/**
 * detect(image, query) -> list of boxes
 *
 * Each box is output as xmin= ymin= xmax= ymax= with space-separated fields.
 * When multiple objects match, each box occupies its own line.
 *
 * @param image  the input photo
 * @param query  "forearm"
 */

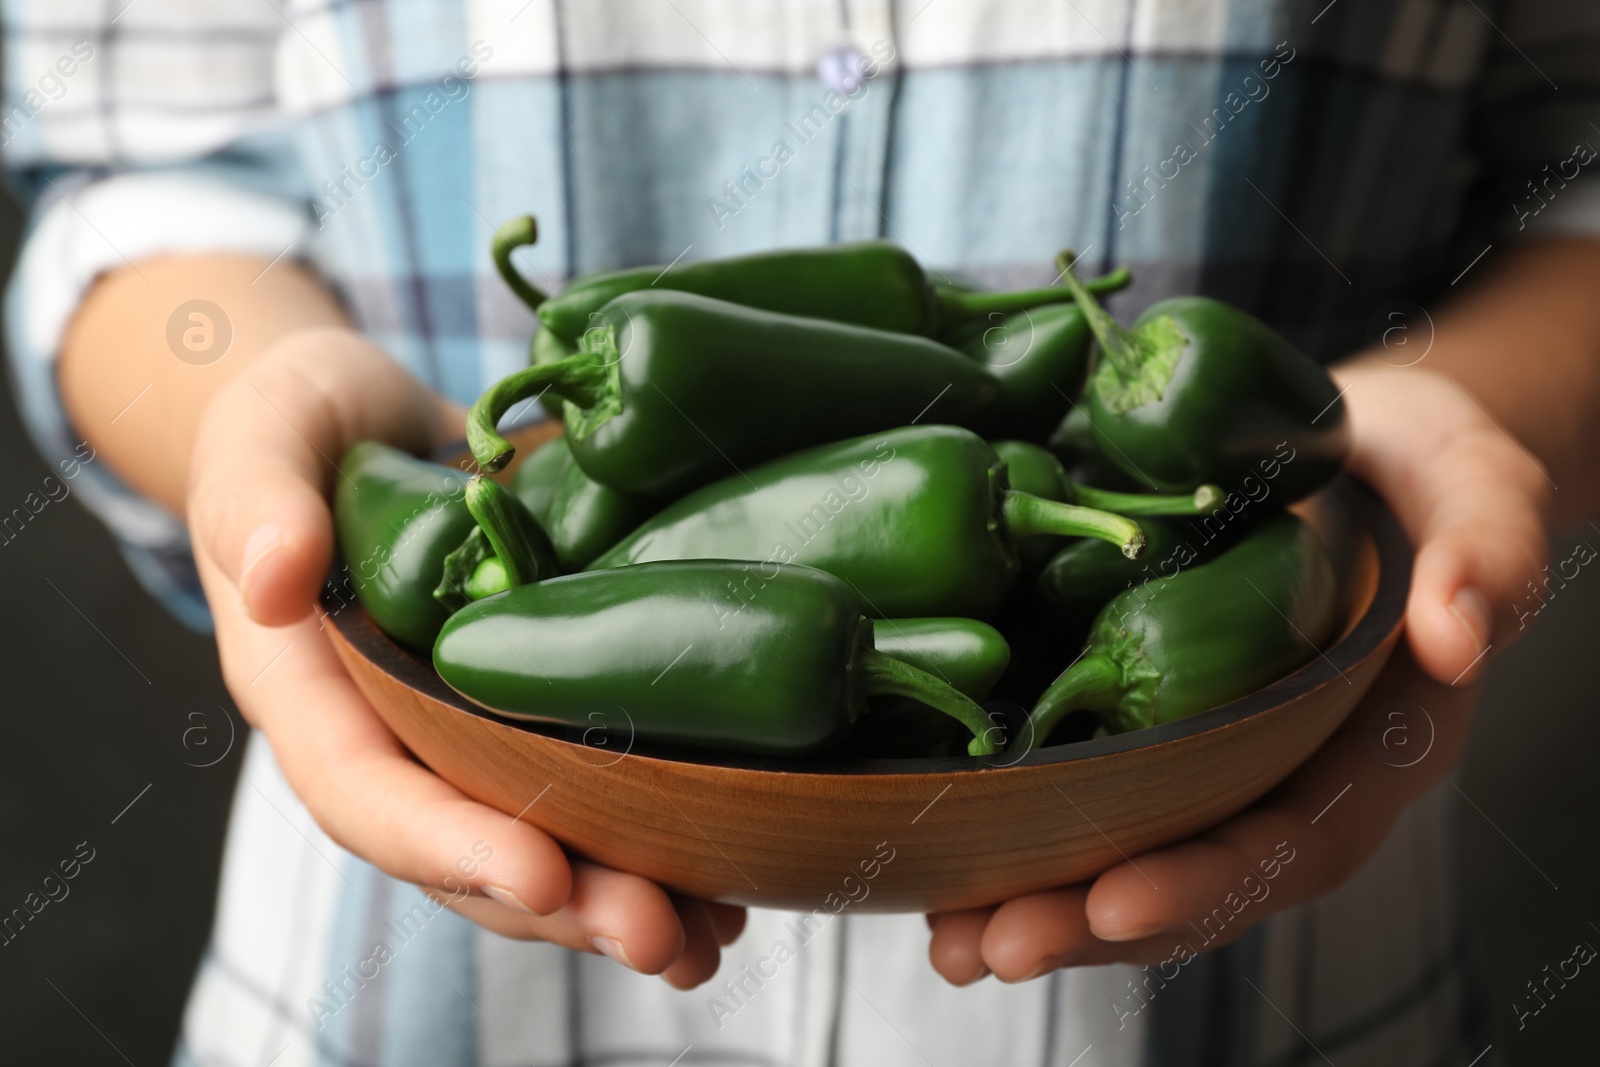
xmin=1338 ymin=237 xmax=1600 ymax=523
xmin=58 ymin=254 xmax=398 ymax=514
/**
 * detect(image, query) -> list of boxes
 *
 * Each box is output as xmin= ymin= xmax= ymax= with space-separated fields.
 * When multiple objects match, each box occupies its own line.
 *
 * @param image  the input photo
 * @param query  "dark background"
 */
xmin=0 ymin=197 xmax=1597 ymax=1066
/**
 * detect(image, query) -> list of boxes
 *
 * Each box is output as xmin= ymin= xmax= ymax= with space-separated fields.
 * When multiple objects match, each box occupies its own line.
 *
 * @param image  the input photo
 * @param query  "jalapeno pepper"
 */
xmin=989 ymin=439 xmax=1220 ymax=517
xmin=509 ymin=433 xmax=574 ymax=519
xmin=1047 ymin=405 xmax=1142 ymax=491
xmin=587 ymin=426 xmax=1146 ymax=619
xmin=466 ymin=290 xmax=1001 ymax=495
xmin=491 ymin=215 xmax=1130 ymax=342
xmin=955 ymin=304 xmax=1091 ymax=441
xmin=432 ymin=560 xmax=1003 ymax=756
xmin=333 ymin=442 xmax=477 ymax=651
xmin=1058 ymin=261 xmax=1349 ymax=502
xmin=1034 ymin=515 xmax=1248 ymax=627
xmin=1023 ymin=512 xmax=1338 ymax=745
xmin=990 ymin=438 xmax=1222 ymax=576
xmin=870 ymin=617 xmax=1011 ymax=701
xmin=331 ymin=441 xmax=556 ymax=652
xmin=511 ymin=436 xmax=657 ymax=569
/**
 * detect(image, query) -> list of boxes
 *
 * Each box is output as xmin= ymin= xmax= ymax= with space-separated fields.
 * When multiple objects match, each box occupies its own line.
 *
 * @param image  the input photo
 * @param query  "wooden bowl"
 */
xmin=326 ymin=426 xmax=1409 ymax=913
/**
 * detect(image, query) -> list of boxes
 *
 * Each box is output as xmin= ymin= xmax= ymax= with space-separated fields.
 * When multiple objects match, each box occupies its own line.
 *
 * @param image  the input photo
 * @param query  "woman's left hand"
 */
xmin=926 ymin=360 xmax=1551 ymax=984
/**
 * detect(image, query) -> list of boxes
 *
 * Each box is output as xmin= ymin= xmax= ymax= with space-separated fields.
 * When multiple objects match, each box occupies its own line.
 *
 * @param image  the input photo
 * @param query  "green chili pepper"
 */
xmin=331 ymin=442 xmax=477 ymax=651
xmin=990 ymin=438 xmax=1222 ymax=576
xmin=491 ymin=216 xmax=1130 ymax=342
xmin=944 ymin=253 xmax=1126 ymax=441
xmin=1023 ymin=513 xmax=1338 ymax=746
xmin=466 ymin=290 xmax=1002 ymax=494
xmin=1058 ymin=260 xmax=1349 ymax=502
xmin=509 ymin=434 xmax=575 ymax=519
xmin=432 ymin=560 xmax=1003 ymax=756
xmin=332 ymin=443 xmax=558 ymax=643
xmin=1034 ymin=516 xmax=1246 ymax=627
xmin=990 ymin=439 xmax=1222 ymax=516
xmin=509 ymin=436 xmax=657 ymax=570
xmin=587 ymin=426 xmax=1146 ymax=619
xmin=1046 ymin=405 xmax=1143 ymax=491
xmin=871 ymin=617 xmax=1011 ymax=701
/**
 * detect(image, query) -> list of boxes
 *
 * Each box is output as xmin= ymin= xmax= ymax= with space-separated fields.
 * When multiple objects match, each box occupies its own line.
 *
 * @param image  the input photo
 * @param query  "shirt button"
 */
xmin=816 ymin=45 xmax=868 ymax=94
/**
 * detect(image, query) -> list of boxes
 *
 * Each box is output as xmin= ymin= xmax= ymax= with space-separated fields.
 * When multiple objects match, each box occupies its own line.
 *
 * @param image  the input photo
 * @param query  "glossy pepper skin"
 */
xmin=589 ymin=426 xmax=1147 ymax=619
xmin=333 ymin=442 xmax=477 ymax=652
xmin=951 ymin=303 xmax=1093 ymax=441
xmin=509 ymin=433 xmax=574 ymax=519
xmin=466 ymin=290 xmax=1001 ymax=496
xmin=1034 ymin=516 xmax=1246 ymax=627
xmin=1059 ymin=263 xmax=1349 ymax=502
xmin=489 ymin=215 xmax=1132 ymax=342
xmin=433 ymin=561 xmax=1002 ymax=756
xmin=870 ymin=617 xmax=1011 ymax=701
xmin=1024 ymin=512 xmax=1338 ymax=745
xmin=510 ymin=436 xmax=657 ymax=569
xmin=1047 ymin=405 xmax=1142 ymax=491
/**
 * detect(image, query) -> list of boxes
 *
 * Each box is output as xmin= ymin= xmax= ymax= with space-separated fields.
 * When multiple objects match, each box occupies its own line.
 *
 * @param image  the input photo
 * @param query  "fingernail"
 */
xmin=591 ymin=936 xmax=636 ymax=970
xmin=1096 ymin=921 xmax=1165 ymax=943
xmin=1005 ymin=955 xmax=1066 ymax=983
xmin=482 ymin=884 xmax=539 ymax=916
xmin=1447 ymin=587 xmax=1491 ymax=672
xmin=951 ymin=962 xmax=991 ymax=987
xmin=240 ymin=524 xmax=283 ymax=589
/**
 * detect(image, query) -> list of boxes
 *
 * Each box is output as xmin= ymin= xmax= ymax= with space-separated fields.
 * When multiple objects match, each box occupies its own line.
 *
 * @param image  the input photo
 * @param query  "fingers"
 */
xmin=200 ymin=549 xmax=573 ymax=915
xmin=934 ymin=649 xmax=1475 ymax=984
xmin=1084 ymin=647 xmax=1474 ymax=947
xmin=704 ymin=901 xmax=749 ymax=947
xmin=1335 ymin=364 xmax=1550 ymax=685
xmin=662 ymin=897 xmax=724 ymax=990
xmin=188 ymin=327 xmax=445 ymax=626
xmin=445 ymin=861 xmax=689 ymax=977
xmin=927 ymin=907 xmax=995 ymax=985
xmin=1402 ymin=431 xmax=1547 ymax=683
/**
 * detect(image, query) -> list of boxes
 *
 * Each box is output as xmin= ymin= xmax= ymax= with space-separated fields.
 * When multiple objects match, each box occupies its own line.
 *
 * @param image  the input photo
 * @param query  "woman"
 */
xmin=5 ymin=1 xmax=1591 ymax=1063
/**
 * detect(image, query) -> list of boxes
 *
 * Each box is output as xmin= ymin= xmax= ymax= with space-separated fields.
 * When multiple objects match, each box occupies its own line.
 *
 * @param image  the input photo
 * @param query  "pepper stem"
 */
xmin=1053 ymin=250 xmax=1153 ymax=381
xmin=435 ymin=526 xmax=495 ymax=609
xmin=491 ymin=215 xmax=548 ymax=311
xmin=1023 ymin=652 xmax=1127 ymax=752
xmin=467 ymin=355 xmax=611 ymax=472
xmin=1070 ymin=482 xmax=1224 ymax=516
xmin=1001 ymin=491 xmax=1146 ymax=559
xmin=858 ymin=648 xmax=1003 ymax=757
xmin=933 ymin=263 xmax=1132 ymax=328
xmin=463 ymin=475 xmax=558 ymax=589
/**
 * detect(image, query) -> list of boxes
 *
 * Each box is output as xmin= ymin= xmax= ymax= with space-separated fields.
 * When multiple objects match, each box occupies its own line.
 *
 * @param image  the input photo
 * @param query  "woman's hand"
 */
xmin=925 ymin=360 xmax=1551 ymax=984
xmin=187 ymin=327 xmax=744 ymax=988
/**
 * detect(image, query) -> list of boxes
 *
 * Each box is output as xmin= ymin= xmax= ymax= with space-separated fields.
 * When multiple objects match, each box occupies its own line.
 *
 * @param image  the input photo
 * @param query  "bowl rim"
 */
xmin=327 ymin=473 xmax=1410 ymax=778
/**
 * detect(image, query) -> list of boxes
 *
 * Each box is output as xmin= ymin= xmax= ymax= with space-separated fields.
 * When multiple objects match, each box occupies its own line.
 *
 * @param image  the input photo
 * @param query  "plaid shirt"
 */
xmin=6 ymin=0 xmax=1594 ymax=1064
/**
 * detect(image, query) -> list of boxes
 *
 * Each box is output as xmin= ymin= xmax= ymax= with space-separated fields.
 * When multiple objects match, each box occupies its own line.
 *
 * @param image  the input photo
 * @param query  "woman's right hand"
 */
xmin=186 ymin=327 xmax=743 ymax=987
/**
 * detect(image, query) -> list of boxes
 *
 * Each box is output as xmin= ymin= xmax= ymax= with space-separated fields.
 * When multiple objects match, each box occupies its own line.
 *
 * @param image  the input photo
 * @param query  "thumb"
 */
xmin=1336 ymin=364 xmax=1551 ymax=686
xmin=187 ymin=327 xmax=444 ymax=626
